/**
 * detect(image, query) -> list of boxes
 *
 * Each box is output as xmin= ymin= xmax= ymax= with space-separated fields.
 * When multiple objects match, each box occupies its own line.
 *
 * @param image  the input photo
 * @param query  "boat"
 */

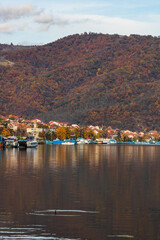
xmin=52 ymin=139 xmax=76 ymax=145
xmin=45 ymin=140 xmax=53 ymax=144
xmin=88 ymin=139 xmax=96 ymax=144
xmin=102 ymin=139 xmax=117 ymax=144
xmin=76 ymin=138 xmax=89 ymax=144
xmin=0 ymin=135 xmax=5 ymax=148
xmin=52 ymin=139 xmax=63 ymax=144
xmin=19 ymin=136 xmax=38 ymax=148
xmin=96 ymin=138 xmax=103 ymax=144
xmin=102 ymin=139 xmax=110 ymax=144
xmin=36 ymin=137 xmax=45 ymax=144
xmin=134 ymin=141 xmax=156 ymax=145
xmin=61 ymin=142 xmax=75 ymax=145
xmin=5 ymin=136 xmax=18 ymax=148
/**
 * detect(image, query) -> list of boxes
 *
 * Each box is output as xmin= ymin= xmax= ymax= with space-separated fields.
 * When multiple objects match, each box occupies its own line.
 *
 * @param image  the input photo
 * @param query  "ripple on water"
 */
xmin=0 ymin=225 xmax=81 ymax=240
xmin=27 ymin=209 xmax=99 ymax=217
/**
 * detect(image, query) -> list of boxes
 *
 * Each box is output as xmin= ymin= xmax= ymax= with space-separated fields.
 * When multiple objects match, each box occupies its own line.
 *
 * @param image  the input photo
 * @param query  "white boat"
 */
xmin=5 ymin=136 xmax=18 ymax=148
xmin=135 ymin=141 xmax=156 ymax=145
xmin=61 ymin=142 xmax=75 ymax=145
xmin=102 ymin=139 xmax=110 ymax=144
xmin=76 ymin=138 xmax=89 ymax=144
xmin=19 ymin=136 xmax=38 ymax=148
xmin=102 ymin=139 xmax=117 ymax=144
xmin=96 ymin=138 xmax=103 ymax=144
xmin=26 ymin=136 xmax=38 ymax=147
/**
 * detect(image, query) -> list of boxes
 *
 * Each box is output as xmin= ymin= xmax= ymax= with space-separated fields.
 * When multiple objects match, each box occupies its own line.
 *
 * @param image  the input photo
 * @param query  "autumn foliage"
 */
xmin=0 ymin=33 xmax=160 ymax=130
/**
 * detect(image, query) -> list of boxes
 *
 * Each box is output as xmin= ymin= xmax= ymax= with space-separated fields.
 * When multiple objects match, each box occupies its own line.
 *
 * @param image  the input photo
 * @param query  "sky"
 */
xmin=1 ymin=0 xmax=160 ymax=45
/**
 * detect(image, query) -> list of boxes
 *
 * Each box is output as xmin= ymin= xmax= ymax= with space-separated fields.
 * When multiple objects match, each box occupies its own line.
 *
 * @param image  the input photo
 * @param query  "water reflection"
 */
xmin=1 ymin=145 xmax=159 ymax=170
xmin=0 ymin=145 xmax=160 ymax=239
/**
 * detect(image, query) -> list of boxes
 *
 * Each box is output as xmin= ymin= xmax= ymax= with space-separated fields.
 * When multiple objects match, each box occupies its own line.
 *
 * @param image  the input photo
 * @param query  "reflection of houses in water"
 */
xmin=2 ymin=148 xmax=39 ymax=171
xmin=4 ymin=148 xmax=19 ymax=170
xmin=51 ymin=145 xmax=120 ymax=168
xmin=26 ymin=148 xmax=38 ymax=167
xmin=1 ymin=145 xmax=158 ymax=174
xmin=119 ymin=145 xmax=156 ymax=163
xmin=54 ymin=145 xmax=77 ymax=168
xmin=31 ymin=146 xmax=46 ymax=169
xmin=0 ymin=149 xmax=2 ymax=161
xmin=29 ymin=144 xmax=78 ymax=169
xmin=0 ymin=149 xmax=2 ymax=162
xmin=86 ymin=145 xmax=118 ymax=167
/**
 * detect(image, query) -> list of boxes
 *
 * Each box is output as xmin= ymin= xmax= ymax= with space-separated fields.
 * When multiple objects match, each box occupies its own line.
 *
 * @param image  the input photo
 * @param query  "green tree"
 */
xmin=51 ymin=131 xmax=57 ymax=140
xmin=45 ymin=130 xmax=52 ymax=140
xmin=116 ymin=131 xmax=122 ymax=142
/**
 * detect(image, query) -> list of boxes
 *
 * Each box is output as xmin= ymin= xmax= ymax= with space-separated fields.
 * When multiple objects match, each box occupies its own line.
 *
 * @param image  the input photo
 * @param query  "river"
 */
xmin=0 ymin=144 xmax=160 ymax=240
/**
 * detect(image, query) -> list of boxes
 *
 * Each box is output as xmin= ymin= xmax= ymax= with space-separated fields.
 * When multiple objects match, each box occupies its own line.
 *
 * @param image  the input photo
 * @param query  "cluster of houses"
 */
xmin=0 ymin=114 xmax=159 ymax=142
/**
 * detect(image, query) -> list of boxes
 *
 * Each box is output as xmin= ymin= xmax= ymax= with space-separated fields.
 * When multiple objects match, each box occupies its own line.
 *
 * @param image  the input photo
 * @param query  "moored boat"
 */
xmin=52 ymin=139 xmax=63 ymax=144
xmin=36 ymin=137 xmax=45 ymax=144
xmin=96 ymin=138 xmax=103 ymax=144
xmin=0 ymin=135 xmax=5 ymax=148
xmin=134 ymin=141 xmax=157 ymax=145
xmin=52 ymin=139 xmax=76 ymax=144
xmin=76 ymin=138 xmax=89 ymax=144
xmin=102 ymin=138 xmax=117 ymax=144
xmin=45 ymin=140 xmax=53 ymax=144
xmin=5 ymin=136 xmax=18 ymax=148
xmin=19 ymin=136 xmax=38 ymax=148
xmin=61 ymin=142 xmax=75 ymax=145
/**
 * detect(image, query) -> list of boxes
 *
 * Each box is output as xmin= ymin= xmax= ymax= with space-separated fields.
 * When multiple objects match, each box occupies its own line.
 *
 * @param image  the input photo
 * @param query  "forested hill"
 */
xmin=0 ymin=33 xmax=160 ymax=131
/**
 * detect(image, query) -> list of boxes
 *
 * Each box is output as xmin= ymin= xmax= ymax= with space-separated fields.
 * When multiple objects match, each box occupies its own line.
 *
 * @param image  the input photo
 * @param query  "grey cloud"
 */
xmin=35 ymin=14 xmax=69 ymax=31
xmin=35 ymin=14 xmax=69 ymax=25
xmin=35 ymin=14 xmax=54 ymax=24
xmin=0 ymin=4 xmax=40 ymax=21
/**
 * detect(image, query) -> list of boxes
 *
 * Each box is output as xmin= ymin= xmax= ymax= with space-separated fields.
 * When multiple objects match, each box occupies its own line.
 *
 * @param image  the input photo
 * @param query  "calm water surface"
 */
xmin=0 ymin=144 xmax=160 ymax=240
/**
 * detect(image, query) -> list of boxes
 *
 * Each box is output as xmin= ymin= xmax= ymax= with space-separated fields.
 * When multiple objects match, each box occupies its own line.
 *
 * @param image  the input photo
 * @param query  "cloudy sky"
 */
xmin=0 ymin=0 xmax=160 ymax=45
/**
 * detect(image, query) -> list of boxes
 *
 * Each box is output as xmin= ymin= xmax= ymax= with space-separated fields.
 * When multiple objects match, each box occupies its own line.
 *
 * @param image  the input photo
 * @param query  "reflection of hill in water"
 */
xmin=0 ymin=145 xmax=160 ymax=239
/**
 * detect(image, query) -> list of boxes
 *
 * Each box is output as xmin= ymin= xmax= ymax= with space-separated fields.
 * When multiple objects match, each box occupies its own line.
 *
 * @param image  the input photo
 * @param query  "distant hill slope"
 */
xmin=0 ymin=33 xmax=160 ymax=130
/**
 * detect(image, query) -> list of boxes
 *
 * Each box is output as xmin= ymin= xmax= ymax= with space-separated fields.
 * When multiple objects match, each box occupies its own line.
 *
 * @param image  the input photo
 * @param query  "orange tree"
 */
xmin=65 ymin=127 xmax=71 ymax=139
xmin=55 ymin=127 xmax=66 ymax=140
xmin=2 ymin=128 xmax=11 ymax=137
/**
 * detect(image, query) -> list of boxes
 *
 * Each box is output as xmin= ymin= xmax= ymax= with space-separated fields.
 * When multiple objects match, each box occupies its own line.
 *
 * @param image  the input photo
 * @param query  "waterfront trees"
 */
xmin=55 ymin=127 xmax=66 ymax=140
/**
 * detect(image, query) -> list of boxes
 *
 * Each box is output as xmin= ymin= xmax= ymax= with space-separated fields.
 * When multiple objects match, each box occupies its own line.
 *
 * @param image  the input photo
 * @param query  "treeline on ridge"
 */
xmin=0 ymin=33 xmax=160 ymax=131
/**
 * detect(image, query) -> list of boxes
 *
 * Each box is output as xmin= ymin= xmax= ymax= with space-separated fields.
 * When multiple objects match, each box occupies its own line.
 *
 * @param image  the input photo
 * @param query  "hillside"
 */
xmin=0 ymin=33 xmax=160 ymax=131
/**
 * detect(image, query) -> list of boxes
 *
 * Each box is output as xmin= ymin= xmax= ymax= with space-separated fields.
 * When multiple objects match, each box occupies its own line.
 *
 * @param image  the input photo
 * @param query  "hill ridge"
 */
xmin=0 ymin=33 xmax=160 ymax=131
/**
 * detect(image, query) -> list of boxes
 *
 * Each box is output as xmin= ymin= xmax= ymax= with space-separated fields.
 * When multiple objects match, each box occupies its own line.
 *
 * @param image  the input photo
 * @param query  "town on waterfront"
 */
xmin=0 ymin=114 xmax=160 ymax=147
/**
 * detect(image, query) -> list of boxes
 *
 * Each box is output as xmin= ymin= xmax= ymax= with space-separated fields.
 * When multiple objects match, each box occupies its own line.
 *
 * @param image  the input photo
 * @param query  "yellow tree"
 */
xmin=81 ymin=127 xmax=88 ymax=139
xmin=65 ymin=127 xmax=71 ymax=139
xmin=96 ymin=130 xmax=105 ymax=139
xmin=73 ymin=128 xmax=80 ymax=139
xmin=55 ymin=127 xmax=66 ymax=140
xmin=2 ymin=128 xmax=11 ymax=137
xmin=38 ymin=132 xmax=45 ymax=139
xmin=88 ymin=130 xmax=96 ymax=139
